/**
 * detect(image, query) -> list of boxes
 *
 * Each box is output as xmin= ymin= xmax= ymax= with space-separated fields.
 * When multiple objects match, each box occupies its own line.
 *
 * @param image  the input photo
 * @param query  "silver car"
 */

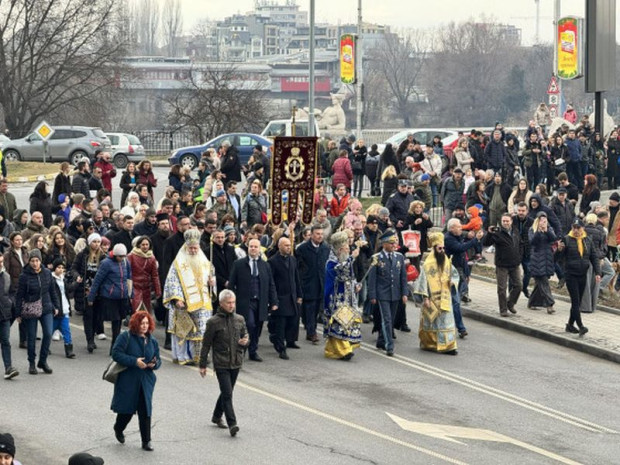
xmin=106 ymin=132 xmax=146 ymax=168
xmin=1 ymin=126 xmax=110 ymax=165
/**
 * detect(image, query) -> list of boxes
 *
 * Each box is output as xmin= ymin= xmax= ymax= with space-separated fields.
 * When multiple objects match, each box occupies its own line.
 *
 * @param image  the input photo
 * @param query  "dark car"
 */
xmin=168 ymin=133 xmax=273 ymax=170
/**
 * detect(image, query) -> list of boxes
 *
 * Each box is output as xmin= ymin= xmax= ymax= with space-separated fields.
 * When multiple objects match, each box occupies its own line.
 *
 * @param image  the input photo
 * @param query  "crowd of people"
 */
xmin=2 ymin=112 xmax=619 ymax=458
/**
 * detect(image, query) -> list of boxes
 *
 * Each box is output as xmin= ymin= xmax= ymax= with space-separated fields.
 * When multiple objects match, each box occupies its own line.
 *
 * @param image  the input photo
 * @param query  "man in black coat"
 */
xmin=228 ymin=239 xmax=278 ymax=362
xmin=134 ymin=208 xmax=158 ymax=237
xmin=109 ymin=215 xmax=135 ymax=252
xmin=220 ymin=141 xmax=241 ymax=182
xmin=482 ymin=213 xmax=523 ymax=316
xmin=296 ymin=225 xmax=330 ymax=344
xmin=512 ymin=202 xmax=535 ymax=296
xmin=268 ymin=237 xmax=302 ymax=360
xmin=208 ymin=230 xmax=236 ymax=298
xmin=71 ymin=161 xmax=92 ymax=200
xmin=150 ymin=213 xmax=171 ymax=323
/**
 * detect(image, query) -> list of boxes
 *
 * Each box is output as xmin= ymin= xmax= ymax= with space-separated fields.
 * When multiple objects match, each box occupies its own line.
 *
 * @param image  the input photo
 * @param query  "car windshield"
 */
xmin=127 ymin=135 xmax=141 ymax=145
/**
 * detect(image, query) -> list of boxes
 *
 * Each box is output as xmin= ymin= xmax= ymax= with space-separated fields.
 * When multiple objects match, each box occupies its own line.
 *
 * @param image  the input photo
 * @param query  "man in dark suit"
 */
xmin=228 ymin=238 xmax=278 ymax=362
xmin=368 ymin=229 xmax=408 ymax=356
xmin=208 ymin=229 xmax=237 ymax=299
xmin=268 ymin=237 xmax=302 ymax=360
xmin=150 ymin=213 xmax=171 ymax=324
xmin=296 ymin=225 xmax=330 ymax=344
xmin=226 ymin=181 xmax=242 ymax=224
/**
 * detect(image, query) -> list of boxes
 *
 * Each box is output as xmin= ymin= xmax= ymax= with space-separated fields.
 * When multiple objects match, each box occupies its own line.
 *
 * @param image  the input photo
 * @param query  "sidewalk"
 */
xmin=462 ymin=276 xmax=620 ymax=364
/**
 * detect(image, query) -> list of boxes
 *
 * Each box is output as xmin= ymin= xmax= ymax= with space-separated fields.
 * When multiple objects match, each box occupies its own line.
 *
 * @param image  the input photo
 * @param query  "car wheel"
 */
xmin=113 ymin=153 xmax=129 ymax=169
xmin=180 ymin=154 xmax=197 ymax=170
xmin=3 ymin=149 xmax=20 ymax=162
xmin=69 ymin=150 xmax=88 ymax=166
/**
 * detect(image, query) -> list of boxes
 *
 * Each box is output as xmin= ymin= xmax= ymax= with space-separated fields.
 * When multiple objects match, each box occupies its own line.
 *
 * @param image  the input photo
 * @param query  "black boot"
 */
xmin=36 ymin=361 xmax=53 ymax=374
xmin=164 ymin=332 xmax=171 ymax=351
xmin=65 ymin=344 xmax=76 ymax=359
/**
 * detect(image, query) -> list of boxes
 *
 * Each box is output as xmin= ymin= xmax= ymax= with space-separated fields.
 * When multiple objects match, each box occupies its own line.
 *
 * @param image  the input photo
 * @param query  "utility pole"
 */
xmin=554 ymin=0 xmax=563 ymax=111
xmin=308 ymin=0 xmax=316 ymax=136
xmin=356 ymin=0 xmax=363 ymax=140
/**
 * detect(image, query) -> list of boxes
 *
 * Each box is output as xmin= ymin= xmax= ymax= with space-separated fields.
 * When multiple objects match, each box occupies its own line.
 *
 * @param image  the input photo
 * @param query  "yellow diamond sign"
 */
xmin=35 ymin=121 xmax=55 ymax=141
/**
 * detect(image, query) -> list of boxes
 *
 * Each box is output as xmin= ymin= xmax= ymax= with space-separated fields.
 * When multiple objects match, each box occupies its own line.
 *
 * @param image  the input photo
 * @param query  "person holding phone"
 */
xmin=111 ymin=311 xmax=161 ymax=452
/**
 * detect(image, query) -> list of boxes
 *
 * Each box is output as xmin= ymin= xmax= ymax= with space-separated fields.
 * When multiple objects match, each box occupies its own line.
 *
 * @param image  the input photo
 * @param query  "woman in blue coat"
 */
xmin=112 ymin=311 xmax=160 ymax=452
xmin=527 ymin=212 xmax=557 ymax=313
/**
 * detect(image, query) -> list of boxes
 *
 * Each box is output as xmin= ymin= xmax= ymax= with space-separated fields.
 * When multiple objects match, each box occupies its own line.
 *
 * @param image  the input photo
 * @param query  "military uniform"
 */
xmin=367 ymin=240 xmax=408 ymax=354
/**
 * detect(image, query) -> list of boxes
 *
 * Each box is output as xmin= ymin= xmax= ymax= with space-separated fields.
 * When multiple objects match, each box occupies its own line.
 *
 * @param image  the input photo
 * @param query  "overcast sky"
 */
xmin=179 ymin=0 xmax=617 ymax=45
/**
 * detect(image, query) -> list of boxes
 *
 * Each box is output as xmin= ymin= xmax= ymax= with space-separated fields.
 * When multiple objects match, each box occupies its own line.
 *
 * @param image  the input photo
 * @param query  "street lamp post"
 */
xmin=308 ymin=0 xmax=316 ymax=137
xmin=356 ymin=0 xmax=363 ymax=140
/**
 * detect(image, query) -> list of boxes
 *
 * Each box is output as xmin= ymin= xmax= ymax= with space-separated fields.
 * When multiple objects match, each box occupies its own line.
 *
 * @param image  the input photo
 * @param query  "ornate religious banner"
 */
xmin=270 ymin=136 xmax=318 ymax=226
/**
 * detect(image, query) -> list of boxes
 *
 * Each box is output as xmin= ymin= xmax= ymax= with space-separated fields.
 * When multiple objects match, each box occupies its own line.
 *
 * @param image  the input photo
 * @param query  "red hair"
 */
xmin=128 ymin=311 xmax=155 ymax=334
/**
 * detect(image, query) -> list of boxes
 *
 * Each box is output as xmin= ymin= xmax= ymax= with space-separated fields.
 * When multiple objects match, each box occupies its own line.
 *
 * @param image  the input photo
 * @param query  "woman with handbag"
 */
xmin=88 ymin=244 xmax=133 ymax=353
xmin=15 ymin=249 xmax=60 ymax=375
xmin=111 ymin=311 xmax=160 ymax=452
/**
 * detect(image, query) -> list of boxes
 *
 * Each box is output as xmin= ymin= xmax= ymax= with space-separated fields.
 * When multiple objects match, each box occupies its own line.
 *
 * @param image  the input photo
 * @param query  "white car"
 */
xmin=377 ymin=129 xmax=459 ymax=156
xmin=106 ymin=132 xmax=145 ymax=168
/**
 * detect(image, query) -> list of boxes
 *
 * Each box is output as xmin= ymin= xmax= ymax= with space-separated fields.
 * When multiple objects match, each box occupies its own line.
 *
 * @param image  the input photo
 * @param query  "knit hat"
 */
xmin=58 ymin=193 xmax=68 ymax=204
xmin=223 ymin=225 xmax=236 ymax=237
xmin=87 ymin=233 xmax=101 ymax=245
xmin=0 ymin=433 xmax=15 ymax=458
xmin=610 ymin=192 xmax=620 ymax=202
xmin=112 ymin=244 xmax=127 ymax=256
xmin=156 ymin=212 xmax=169 ymax=222
xmin=216 ymin=189 xmax=226 ymax=197
xmin=68 ymin=452 xmax=104 ymax=465
xmin=420 ymin=173 xmax=431 ymax=181
xmin=29 ymin=249 xmax=42 ymax=261
xmin=52 ymin=258 xmax=66 ymax=270
xmin=101 ymin=236 xmax=111 ymax=247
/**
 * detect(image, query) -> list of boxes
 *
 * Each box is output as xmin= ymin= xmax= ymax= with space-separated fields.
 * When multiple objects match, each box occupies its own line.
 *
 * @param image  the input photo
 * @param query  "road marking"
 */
xmin=358 ymin=342 xmax=618 ymax=434
xmin=388 ymin=413 xmax=583 ymax=465
xmin=153 ymin=352 xmax=468 ymax=465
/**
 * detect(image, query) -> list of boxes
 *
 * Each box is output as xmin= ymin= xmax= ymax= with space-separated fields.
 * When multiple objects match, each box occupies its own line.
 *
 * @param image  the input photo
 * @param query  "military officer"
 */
xmin=367 ymin=229 xmax=408 ymax=356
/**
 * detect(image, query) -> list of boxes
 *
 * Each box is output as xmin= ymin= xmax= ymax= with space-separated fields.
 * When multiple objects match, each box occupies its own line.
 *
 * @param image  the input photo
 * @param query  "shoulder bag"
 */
xmin=21 ymin=274 xmax=43 ymax=319
xmin=102 ymin=331 xmax=130 ymax=384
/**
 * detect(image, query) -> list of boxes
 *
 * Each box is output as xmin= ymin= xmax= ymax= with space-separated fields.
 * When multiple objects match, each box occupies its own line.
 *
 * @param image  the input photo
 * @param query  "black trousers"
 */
xmin=114 ymin=387 xmax=151 ymax=443
xmin=214 ymin=368 xmax=239 ymax=426
xmin=566 ymin=273 xmax=586 ymax=328
xmin=270 ymin=314 xmax=297 ymax=353
xmin=109 ymin=320 xmax=122 ymax=355
xmin=393 ymin=300 xmax=408 ymax=329
xmin=83 ymin=302 xmax=103 ymax=344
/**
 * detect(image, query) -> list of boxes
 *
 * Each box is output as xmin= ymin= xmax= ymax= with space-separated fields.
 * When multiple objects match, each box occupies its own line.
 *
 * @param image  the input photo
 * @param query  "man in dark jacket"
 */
xmin=220 ymin=141 xmax=241 ymax=182
xmin=0 ymin=253 xmax=18 ymax=379
xmin=296 ymin=225 xmax=330 ymax=343
xmin=71 ymin=161 xmax=92 ymax=200
xmin=386 ymin=177 xmax=414 ymax=234
xmin=208 ymin=230 xmax=237 ymax=298
xmin=134 ymin=209 xmax=158 ymax=237
xmin=482 ymin=213 xmax=522 ymax=316
xmin=228 ymin=239 xmax=278 ymax=362
xmin=528 ymin=194 xmax=561 ymax=237
xmin=109 ymin=215 xmax=135 ymax=252
xmin=512 ymin=202 xmax=535 ymax=296
xmin=199 ymin=289 xmax=249 ymax=437
xmin=564 ymin=130 xmax=583 ymax=190
xmin=440 ymin=168 xmax=465 ymax=220
xmin=268 ymin=237 xmax=302 ymax=359
xmin=150 ymin=213 xmax=170 ymax=324
xmin=550 ymin=188 xmax=575 ymax=236
xmin=483 ymin=130 xmax=507 ymax=173
xmin=445 ymin=218 xmax=484 ymax=304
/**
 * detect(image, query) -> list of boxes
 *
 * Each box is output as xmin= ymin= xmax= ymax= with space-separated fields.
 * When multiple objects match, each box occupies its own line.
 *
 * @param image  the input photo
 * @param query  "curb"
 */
xmin=6 ymin=173 xmax=56 ymax=184
xmin=470 ymin=272 xmax=620 ymax=316
xmin=462 ymin=306 xmax=620 ymax=364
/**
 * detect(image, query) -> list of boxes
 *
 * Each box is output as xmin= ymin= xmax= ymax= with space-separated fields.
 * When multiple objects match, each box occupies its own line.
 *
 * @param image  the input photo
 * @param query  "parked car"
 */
xmin=168 ymin=133 xmax=273 ymax=170
xmin=261 ymin=119 xmax=321 ymax=139
xmin=1 ymin=126 xmax=110 ymax=164
xmin=377 ymin=129 xmax=459 ymax=156
xmin=0 ymin=134 xmax=9 ymax=149
xmin=106 ymin=132 xmax=146 ymax=168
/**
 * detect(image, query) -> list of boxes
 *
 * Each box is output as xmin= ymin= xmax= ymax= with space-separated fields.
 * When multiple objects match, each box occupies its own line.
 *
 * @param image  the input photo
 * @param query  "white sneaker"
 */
xmin=96 ymin=333 xmax=107 ymax=340
xmin=52 ymin=330 xmax=61 ymax=341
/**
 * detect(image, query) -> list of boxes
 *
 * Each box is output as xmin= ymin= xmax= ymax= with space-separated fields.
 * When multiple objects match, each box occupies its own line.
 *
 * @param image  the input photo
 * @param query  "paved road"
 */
xmin=3 ymin=303 xmax=619 ymax=464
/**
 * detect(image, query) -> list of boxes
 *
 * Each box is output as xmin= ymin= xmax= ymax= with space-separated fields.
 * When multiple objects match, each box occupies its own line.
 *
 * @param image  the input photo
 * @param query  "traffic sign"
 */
xmin=548 ymin=94 xmax=559 ymax=106
xmin=547 ymin=76 xmax=560 ymax=94
xmin=35 ymin=121 xmax=54 ymax=141
xmin=549 ymin=105 xmax=558 ymax=118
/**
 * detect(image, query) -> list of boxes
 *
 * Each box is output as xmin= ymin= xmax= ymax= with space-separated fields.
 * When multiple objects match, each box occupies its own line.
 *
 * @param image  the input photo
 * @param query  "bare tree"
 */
xmin=163 ymin=64 xmax=269 ymax=143
xmin=162 ymin=0 xmax=183 ymax=57
xmin=139 ymin=0 xmax=160 ymax=55
xmin=367 ymin=30 xmax=430 ymax=127
xmin=0 ymin=0 xmax=127 ymax=134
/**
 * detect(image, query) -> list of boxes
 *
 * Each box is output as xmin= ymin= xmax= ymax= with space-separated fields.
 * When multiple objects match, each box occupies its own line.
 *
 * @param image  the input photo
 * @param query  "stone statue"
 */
xmin=296 ymin=93 xmax=347 ymax=131
xmin=589 ymin=98 xmax=615 ymax=138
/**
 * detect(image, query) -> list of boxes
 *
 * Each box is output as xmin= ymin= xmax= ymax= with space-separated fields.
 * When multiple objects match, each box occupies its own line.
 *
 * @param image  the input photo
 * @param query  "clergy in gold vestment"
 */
xmin=163 ymin=229 xmax=215 ymax=365
xmin=413 ymin=232 xmax=459 ymax=355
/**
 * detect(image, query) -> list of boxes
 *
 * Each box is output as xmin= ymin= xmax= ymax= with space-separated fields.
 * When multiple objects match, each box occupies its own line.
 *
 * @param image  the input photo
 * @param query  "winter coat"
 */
xmin=352 ymin=146 xmax=366 ymax=175
xmin=241 ymin=193 xmax=267 ymax=228
xmin=296 ymin=239 xmax=330 ymax=300
xmin=528 ymin=194 xmax=562 ymax=238
xmin=534 ymin=107 xmax=552 ymax=127
xmin=445 ymin=232 xmax=479 ymax=275
xmin=0 ymin=221 xmax=15 ymax=255
xmin=0 ymin=270 xmax=14 ymax=321
xmin=168 ymin=173 xmax=183 ymax=192
xmin=565 ymin=138 xmax=581 ymax=163
xmin=381 ymin=177 xmax=398 ymax=206
xmin=137 ymin=168 xmax=157 ymax=198
xmin=15 ymin=265 xmax=60 ymax=317
xmin=559 ymin=234 xmax=600 ymax=276
xmin=228 ymin=256 xmax=278 ymax=323
xmin=420 ymin=154 xmax=442 ymax=181
xmin=88 ymin=256 xmax=133 ymax=303
xmin=484 ymin=140 xmax=507 ymax=172
xmin=199 ymin=308 xmax=248 ymax=370
xmin=453 ymin=147 xmax=473 ymax=173
xmin=331 ymin=157 xmax=353 ymax=188
xmin=268 ymin=253 xmax=302 ymax=316
xmin=386 ymin=191 xmax=414 ymax=226
xmin=607 ymin=138 xmax=620 ymax=178
xmin=51 ymin=273 xmax=77 ymax=318
xmin=119 ymin=171 xmax=137 ymax=208
xmin=220 ymin=146 xmax=242 ymax=182
xmin=329 ymin=193 xmax=350 ymax=218
xmin=71 ymin=172 xmax=91 ymax=199
xmin=579 ymin=189 xmax=600 ymax=216
xmin=3 ymin=247 xmax=28 ymax=294
xmin=563 ymin=109 xmax=577 ymax=124
xmin=549 ymin=197 xmax=575 ymax=236
xmin=482 ymin=226 xmax=522 ymax=269
xmin=405 ymin=212 xmax=433 ymax=252
xmin=52 ymin=173 xmax=72 ymax=209
xmin=440 ymin=176 xmax=465 ymax=211
xmin=29 ymin=195 xmax=53 ymax=228
xmin=111 ymin=330 xmax=160 ymax=416
xmin=365 ymin=150 xmax=380 ymax=181
xmin=584 ymin=223 xmax=607 ymax=260
xmin=128 ymin=251 xmax=161 ymax=296
xmin=94 ymin=160 xmax=117 ymax=192
xmin=528 ymin=228 xmax=557 ymax=277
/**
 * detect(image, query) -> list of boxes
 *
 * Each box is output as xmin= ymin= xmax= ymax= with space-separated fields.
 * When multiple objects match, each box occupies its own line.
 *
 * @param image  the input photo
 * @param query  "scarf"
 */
xmin=568 ymin=229 xmax=587 ymax=257
xmin=131 ymin=247 xmax=153 ymax=259
xmin=422 ymin=252 xmax=452 ymax=315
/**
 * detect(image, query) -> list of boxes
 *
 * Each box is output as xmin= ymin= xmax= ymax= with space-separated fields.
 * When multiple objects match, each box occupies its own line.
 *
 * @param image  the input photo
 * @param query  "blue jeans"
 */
xmin=53 ymin=316 xmax=72 ymax=344
xmin=25 ymin=312 xmax=53 ymax=365
xmin=377 ymin=300 xmax=398 ymax=351
xmin=0 ymin=320 xmax=12 ymax=370
xmin=451 ymin=285 xmax=466 ymax=334
xmin=430 ymin=181 xmax=438 ymax=207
